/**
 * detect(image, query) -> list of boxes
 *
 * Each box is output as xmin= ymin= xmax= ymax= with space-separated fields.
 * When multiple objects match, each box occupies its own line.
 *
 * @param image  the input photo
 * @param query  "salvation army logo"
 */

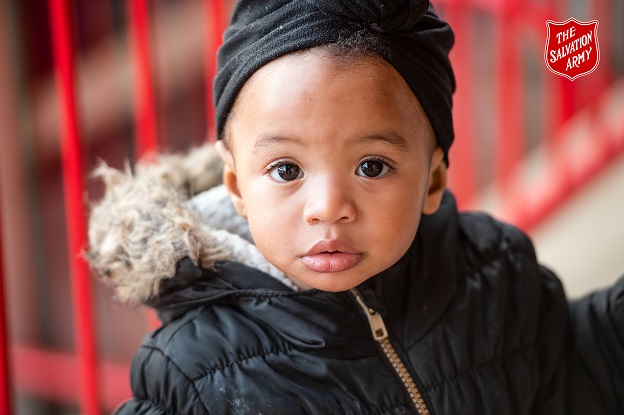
xmin=545 ymin=18 xmax=599 ymax=81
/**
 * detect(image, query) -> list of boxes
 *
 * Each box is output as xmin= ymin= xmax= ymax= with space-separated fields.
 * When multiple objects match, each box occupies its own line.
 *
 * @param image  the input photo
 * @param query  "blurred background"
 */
xmin=0 ymin=0 xmax=622 ymax=413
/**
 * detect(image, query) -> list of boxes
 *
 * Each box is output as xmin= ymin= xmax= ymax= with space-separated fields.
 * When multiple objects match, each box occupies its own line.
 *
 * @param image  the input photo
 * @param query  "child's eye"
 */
xmin=268 ymin=162 xmax=304 ymax=182
xmin=356 ymin=158 xmax=393 ymax=178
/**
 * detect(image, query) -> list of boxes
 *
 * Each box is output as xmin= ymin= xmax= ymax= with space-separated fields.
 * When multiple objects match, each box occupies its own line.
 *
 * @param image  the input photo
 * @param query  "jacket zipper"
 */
xmin=351 ymin=290 xmax=431 ymax=415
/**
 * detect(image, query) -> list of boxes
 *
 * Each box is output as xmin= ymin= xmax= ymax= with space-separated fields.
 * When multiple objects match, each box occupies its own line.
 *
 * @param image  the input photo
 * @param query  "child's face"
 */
xmin=217 ymin=51 xmax=446 ymax=291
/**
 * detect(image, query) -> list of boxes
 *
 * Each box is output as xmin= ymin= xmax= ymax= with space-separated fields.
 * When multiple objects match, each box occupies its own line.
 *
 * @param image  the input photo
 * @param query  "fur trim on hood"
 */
xmin=87 ymin=144 xmax=297 ymax=304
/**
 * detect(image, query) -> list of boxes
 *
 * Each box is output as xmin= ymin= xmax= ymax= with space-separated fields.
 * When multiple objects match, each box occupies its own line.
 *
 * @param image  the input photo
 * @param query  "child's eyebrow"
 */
xmin=252 ymin=135 xmax=303 ymax=154
xmin=357 ymin=130 xmax=409 ymax=153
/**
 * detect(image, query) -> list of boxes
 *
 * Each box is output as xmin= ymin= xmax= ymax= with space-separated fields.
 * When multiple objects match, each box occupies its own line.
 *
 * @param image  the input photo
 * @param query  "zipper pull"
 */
xmin=351 ymin=289 xmax=388 ymax=341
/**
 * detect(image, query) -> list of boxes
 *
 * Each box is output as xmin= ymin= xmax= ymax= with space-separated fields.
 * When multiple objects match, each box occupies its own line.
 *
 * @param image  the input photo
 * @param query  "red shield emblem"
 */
xmin=545 ymin=18 xmax=599 ymax=81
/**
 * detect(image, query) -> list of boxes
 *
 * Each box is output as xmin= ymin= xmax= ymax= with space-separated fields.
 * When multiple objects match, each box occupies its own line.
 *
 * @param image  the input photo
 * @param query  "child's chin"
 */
xmin=293 ymin=272 xmax=371 ymax=293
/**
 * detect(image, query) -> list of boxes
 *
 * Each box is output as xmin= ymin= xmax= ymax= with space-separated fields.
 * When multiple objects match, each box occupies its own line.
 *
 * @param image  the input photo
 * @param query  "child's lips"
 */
xmin=300 ymin=240 xmax=363 ymax=273
xmin=300 ymin=252 xmax=363 ymax=273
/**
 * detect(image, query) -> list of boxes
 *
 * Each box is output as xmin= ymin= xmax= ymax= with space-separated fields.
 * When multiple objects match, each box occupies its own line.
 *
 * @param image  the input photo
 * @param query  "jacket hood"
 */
xmin=87 ymin=143 xmax=298 ymax=303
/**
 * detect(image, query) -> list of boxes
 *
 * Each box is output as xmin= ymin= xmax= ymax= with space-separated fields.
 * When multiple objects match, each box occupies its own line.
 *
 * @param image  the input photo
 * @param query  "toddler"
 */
xmin=88 ymin=0 xmax=624 ymax=414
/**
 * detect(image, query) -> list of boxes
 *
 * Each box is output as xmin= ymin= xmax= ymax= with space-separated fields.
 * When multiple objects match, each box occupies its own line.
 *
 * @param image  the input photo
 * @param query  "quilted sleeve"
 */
xmin=114 ymin=398 xmax=171 ymax=415
xmin=114 ymin=344 xmax=210 ymax=415
xmin=567 ymin=275 xmax=624 ymax=414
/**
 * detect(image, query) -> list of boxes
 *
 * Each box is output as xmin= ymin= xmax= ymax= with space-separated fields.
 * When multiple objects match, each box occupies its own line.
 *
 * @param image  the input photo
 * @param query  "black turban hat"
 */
xmin=214 ymin=0 xmax=456 ymax=162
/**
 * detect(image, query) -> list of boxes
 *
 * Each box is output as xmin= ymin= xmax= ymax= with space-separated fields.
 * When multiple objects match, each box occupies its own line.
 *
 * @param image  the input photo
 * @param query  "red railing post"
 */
xmin=204 ymin=0 xmax=227 ymax=140
xmin=494 ymin=5 xmax=524 ymax=194
xmin=445 ymin=0 xmax=478 ymax=208
xmin=0 ymin=178 xmax=11 ymax=415
xmin=48 ymin=0 xmax=100 ymax=414
xmin=128 ymin=0 xmax=159 ymax=156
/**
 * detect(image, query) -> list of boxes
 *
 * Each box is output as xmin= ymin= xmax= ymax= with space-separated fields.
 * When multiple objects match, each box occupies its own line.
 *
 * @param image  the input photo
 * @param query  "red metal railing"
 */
xmin=441 ymin=0 xmax=623 ymax=229
xmin=204 ymin=0 xmax=227 ymax=139
xmin=1 ymin=0 xmax=623 ymax=412
xmin=128 ymin=0 xmax=159 ymax=156
xmin=48 ymin=0 xmax=99 ymax=414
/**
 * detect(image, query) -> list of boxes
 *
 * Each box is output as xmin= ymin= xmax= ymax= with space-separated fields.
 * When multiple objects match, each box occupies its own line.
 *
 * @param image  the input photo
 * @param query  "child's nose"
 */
xmin=303 ymin=176 xmax=356 ymax=225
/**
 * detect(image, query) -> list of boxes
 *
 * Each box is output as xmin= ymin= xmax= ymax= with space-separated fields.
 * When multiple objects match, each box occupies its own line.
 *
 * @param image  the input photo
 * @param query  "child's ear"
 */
xmin=422 ymin=146 xmax=447 ymax=215
xmin=215 ymin=141 xmax=247 ymax=219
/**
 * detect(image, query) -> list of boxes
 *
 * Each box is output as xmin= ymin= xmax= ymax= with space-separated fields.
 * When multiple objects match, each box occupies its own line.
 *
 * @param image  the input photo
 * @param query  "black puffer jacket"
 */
xmin=113 ymin=194 xmax=623 ymax=415
xmin=87 ymin=146 xmax=623 ymax=414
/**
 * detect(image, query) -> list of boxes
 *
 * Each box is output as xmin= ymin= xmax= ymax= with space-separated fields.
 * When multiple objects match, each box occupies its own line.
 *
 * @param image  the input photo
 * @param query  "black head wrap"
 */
xmin=214 ymin=0 xmax=456 ymax=162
